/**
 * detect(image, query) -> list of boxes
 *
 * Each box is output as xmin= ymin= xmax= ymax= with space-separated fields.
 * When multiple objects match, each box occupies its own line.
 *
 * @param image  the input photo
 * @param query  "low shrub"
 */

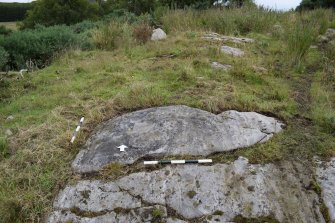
xmin=0 ymin=25 xmax=88 ymax=69
xmin=0 ymin=46 xmax=8 ymax=70
xmin=133 ymin=23 xmax=153 ymax=44
xmin=0 ymin=25 xmax=12 ymax=36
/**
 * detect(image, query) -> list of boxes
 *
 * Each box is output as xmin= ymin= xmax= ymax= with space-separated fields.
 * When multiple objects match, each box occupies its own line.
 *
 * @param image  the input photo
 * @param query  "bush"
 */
xmin=133 ymin=23 xmax=153 ymax=44
xmin=21 ymin=0 xmax=100 ymax=29
xmin=71 ymin=20 xmax=101 ymax=34
xmin=0 ymin=25 xmax=85 ymax=69
xmin=0 ymin=46 xmax=8 ymax=70
xmin=0 ymin=25 xmax=12 ymax=36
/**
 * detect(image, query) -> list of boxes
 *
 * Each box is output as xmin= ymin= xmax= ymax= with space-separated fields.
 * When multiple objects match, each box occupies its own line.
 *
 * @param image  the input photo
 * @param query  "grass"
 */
xmin=0 ymin=7 xmax=335 ymax=222
xmin=0 ymin=21 xmax=18 ymax=30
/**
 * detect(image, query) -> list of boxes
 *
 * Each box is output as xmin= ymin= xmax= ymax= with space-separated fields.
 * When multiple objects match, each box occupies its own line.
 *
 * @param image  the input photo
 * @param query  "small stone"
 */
xmin=211 ymin=62 xmax=232 ymax=71
xmin=6 ymin=115 xmax=14 ymax=121
xmin=220 ymin=46 xmax=244 ymax=57
xmin=5 ymin=129 xmax=13 ymax=136
xmin=252 ymin=65 xmax=268 ymax=73
xmin=151 ymin=28 xmax=167 ymax=41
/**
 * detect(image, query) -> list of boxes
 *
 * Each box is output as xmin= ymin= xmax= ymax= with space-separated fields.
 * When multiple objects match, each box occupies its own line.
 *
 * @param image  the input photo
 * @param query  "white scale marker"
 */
xmin=70 ymin=117 xmax=84 ymax=143
xmin=144 ymin=159 xmax=212 ymax=165
xmin=118 ymin=145 xmax=128 ymax=152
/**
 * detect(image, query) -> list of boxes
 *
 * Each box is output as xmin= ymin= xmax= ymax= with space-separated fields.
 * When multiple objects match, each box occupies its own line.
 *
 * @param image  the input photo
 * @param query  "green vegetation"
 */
xmin=0 ymin=3 xmax=32 ymax=22
xmin=0 ymin=24 xmax=95 ymax=70
xmin=0 ymin=5 xmax=334 ymax=222
xmin=297 ymin=0 xmax=335 ymax=10
xmin=22 ymin=0 xmax=100 ymax=28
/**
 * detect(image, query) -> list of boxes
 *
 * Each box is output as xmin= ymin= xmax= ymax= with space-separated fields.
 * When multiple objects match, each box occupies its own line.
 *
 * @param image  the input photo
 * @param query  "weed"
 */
xmin=187 ymin=190 xmax=197 ymax=199
xmin=0 ymin=137 xmax=9 ymax=159
xmin=93 ymin=21 xmax=133 ymax=50
xmin=133 ymin=23 xmax=153 ymax=44
xmin=286 ymin=19 xmax=318 ymax=68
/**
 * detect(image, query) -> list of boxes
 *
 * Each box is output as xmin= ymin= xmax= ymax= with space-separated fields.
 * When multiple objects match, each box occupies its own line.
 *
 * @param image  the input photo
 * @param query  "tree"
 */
xmin=21 ymin=0 xmax=100 ymax=29
xmin=297 ymin=0 xmax=335 ymax=10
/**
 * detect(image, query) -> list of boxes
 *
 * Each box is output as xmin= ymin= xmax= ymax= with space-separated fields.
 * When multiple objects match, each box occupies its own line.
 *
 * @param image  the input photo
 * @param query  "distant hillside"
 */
xmin=0 ymin=2 xmax=32 ymax=22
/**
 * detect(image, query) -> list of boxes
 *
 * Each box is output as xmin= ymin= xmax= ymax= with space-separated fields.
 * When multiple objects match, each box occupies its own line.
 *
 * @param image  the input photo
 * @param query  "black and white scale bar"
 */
xmin=70 ymin=117 xmax=84 ymax=143
xmin=144 ymin=159 xmax=212 ymax=165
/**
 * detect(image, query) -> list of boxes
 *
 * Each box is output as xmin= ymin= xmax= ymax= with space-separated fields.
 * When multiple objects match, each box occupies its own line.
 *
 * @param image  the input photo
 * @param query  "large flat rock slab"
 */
xmin=316 ymin=157 xmax=335 ymax=222
xmin=50 ymin=157 xmax=325 ymax=223
xmin=72 ymin=106 xmax=283 ymax=173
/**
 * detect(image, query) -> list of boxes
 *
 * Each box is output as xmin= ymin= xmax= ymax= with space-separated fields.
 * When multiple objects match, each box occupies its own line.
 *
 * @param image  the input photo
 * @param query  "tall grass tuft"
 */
xmin=0 ymin=137 xmax=9 ymax=159
xmin=161 ymin=7 xmax=285 ymax=35
xmin=286 ymin=19 xmax=318 ymax=68
xmin=93 ymin=21 xmax=133 ymax=50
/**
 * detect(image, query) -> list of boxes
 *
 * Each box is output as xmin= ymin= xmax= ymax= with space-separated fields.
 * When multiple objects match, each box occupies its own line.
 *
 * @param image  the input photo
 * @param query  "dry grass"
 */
xmin=0 ymin=21 xmax=18 ymax=30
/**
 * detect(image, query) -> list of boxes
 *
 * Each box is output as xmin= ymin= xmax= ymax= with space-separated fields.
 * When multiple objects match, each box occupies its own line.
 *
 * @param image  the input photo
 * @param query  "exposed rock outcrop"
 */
xmin=50 ymin=157 xmax=325 ymax=223
xmin=203 ymin=32 xmax=254 ymax=44
xmin=316 ymin=157 xmax=335 ymax=222
xmin=220 ymin=46 xmax=245 ymax=57
xmin=211 ymin=61 xmax=232 ymax=71
xmin=72 ymin=106 xmax=283 ymax=173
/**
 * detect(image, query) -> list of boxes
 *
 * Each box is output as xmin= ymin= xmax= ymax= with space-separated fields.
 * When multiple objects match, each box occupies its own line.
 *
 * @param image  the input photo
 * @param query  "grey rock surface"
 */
xmin=220 ymin=46 xmax=245 ymax=57
xmin=6 ymin=115 xmax=14 ymax=121
xmin=211 ymin=61 xmax=232 ymax=71
xmin=49 ymin=205 xmax=167 ymax=223
xmin=151 ymin=28 xmax=167 ymax=41
xmin=203 ymin=32 xmax=254 ymax=43
xmin=317 ymin=28 xmax=335 ymax=46
xmin=316 ymin=157 xmax=335 ymax=222
xmin=72 ymin=106 xmax=283 ymax=173
xmin=166 ymin=218 xmax=188 ymax=223
xmin=53 ymin=180 xmax=141 ymax=212
xmin=50 ymin=157 xmax=325 ymax=223
xmin=5 ymin=129 xmax=13 ymax=136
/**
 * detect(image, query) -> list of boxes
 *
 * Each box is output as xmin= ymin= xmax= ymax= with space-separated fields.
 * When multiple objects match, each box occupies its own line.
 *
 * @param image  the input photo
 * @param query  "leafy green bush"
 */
xmin=71 ymin=20 xmax=101 ymax=34
xmin=0 ymin=25 xmax=87 ymax=69
xmin=0 ymin=25 xmax=12 ymax=36
xmin=0 ymin=46 xmax=8 ymax=70
xmin=21 ymin=0 xmax=100 ymax=29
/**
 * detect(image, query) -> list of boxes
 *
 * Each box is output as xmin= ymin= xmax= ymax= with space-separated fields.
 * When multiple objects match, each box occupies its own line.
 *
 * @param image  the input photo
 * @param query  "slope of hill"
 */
xmin=0 ymin=7 xmax=334 ymax=222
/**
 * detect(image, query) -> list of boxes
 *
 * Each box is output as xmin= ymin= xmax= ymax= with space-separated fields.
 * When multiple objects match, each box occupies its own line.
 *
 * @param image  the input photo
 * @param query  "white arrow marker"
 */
xmin=117 ymin=145 xmax=128 ymax=152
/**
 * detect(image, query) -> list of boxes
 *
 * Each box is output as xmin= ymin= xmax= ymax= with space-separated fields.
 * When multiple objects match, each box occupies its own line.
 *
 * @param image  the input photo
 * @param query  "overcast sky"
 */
xmin=0 ymin=0 xmax=302 ymax=11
